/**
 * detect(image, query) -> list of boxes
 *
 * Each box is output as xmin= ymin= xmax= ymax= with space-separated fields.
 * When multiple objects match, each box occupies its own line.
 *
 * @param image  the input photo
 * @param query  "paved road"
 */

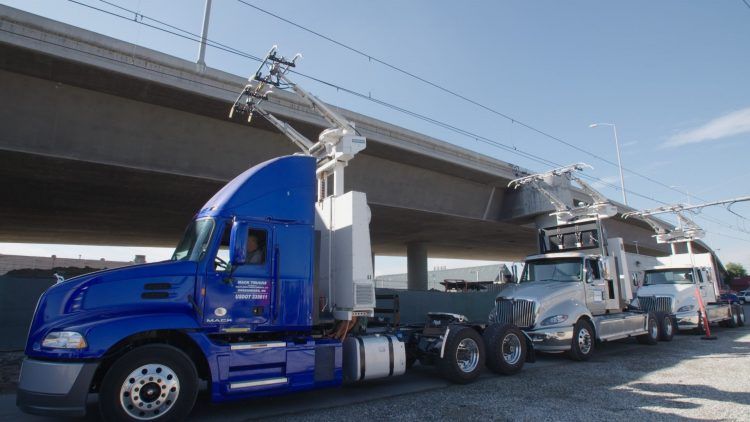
xmin=2 ymin=307 xmax=748 ymax=421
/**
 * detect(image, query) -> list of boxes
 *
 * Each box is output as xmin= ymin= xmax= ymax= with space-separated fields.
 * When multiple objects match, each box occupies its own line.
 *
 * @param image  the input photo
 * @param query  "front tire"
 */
xmin=483 ymin=324 xmax=526 ymax=375
xmin=656 ymin=312 xmax=675 ymax=342
xmin=437 ymin=326 xmax=485 ymax=384
xmin=567 ymin=319 xmax=595 ymax=361
xmin=637 ymin=313 xmax=659 ymax=345
xmin=99 ymin=344 xmax=199 ymax=422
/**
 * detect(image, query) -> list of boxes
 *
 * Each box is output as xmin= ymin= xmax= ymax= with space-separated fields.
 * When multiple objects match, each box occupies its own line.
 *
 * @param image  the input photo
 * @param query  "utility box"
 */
xmin=315 ymin=191 xmax=375 ymax=321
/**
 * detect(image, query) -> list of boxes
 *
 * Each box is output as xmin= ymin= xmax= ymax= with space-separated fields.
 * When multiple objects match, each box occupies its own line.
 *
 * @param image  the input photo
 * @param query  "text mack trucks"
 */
xmin=490 ymin=164 xmax=665 ymax=361
xmin=16 ymin=48 xmax=529 ymax=421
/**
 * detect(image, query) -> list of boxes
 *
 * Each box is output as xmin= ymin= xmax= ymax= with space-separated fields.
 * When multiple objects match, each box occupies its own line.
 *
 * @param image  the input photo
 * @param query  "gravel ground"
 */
xmin=273 ymin=320 xmax=750 ymax=421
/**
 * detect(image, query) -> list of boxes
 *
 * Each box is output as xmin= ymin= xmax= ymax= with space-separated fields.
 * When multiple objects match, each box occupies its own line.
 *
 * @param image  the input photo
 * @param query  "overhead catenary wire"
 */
xmin=50 ymin=0 xmax=750 ymax=243
xmin=232 ymin=0 xmax=727 ymax=207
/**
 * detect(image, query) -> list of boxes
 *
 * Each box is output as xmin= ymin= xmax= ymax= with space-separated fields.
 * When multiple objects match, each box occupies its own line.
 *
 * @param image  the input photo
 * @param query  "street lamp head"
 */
xmin=588 ymin=123 xmax=599 ymax=128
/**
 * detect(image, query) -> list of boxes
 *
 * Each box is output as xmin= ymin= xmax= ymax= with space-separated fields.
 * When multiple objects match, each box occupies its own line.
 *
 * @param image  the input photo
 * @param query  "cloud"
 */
xmin=664 ymin=107 xmax=750 ymax=148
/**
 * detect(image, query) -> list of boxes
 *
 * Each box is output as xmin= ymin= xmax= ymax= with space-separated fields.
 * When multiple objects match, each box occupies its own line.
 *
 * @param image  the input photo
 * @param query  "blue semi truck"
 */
xmin=17 ymin=48 xmax=530 ymax=421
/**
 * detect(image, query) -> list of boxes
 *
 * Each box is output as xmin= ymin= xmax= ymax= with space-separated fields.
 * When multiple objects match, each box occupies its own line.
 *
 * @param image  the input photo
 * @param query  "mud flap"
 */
xmin=523 ymin=332 xmax=536 ymax=363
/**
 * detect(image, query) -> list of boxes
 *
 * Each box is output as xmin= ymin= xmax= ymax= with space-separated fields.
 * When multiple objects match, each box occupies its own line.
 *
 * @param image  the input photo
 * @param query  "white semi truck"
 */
xmin=636 ymin=253 xmax=745 ymax=331
xmin=489 ymin=165 xmax=664 ymax=362
xmin=624 ymin=205 xmax=747 ymax=333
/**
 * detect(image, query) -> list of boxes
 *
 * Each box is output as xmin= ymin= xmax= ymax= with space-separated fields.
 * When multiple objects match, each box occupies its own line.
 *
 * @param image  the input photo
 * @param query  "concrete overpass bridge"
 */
xmin=0 ymin=6 xmax=691 ymax=287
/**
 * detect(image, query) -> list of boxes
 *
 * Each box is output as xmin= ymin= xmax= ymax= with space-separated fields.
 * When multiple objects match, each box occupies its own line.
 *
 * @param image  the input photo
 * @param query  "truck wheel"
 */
xmin=727 ymin=306 xmax=739 ymax=328
xmin=437 ymin=326 xmax=485 ymax=384
xmin=567 ymin=319 xmax=595 ymax=361
xmin=637 ymin=313 xmax=659 ymax=345
xmin=738 ymin=305 xmax=746 ymax=327
xmin=656 ymin=312 xmax=675 ymax=342
xmin=99 ymin=344 xmax=199 ymax=422
xmin=483 ymin=324 xmax=526 ymax=375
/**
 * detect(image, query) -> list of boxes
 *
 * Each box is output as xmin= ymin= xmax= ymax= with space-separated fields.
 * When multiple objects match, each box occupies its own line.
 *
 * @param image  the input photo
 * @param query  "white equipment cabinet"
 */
xmin=316 ymin=191 xmax=376 ymax=321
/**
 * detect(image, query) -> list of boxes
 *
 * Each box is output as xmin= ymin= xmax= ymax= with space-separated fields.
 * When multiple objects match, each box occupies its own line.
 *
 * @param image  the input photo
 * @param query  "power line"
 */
xmin=50 ymin=0 xmax=750 ymax=243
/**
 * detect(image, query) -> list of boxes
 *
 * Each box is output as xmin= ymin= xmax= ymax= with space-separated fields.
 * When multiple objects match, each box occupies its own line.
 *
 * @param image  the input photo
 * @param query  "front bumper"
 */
xmin=675 ymin=311 xmax=700 ymax=330
xmin=16 ymin=358 xmax=98 ymax=417
xmin=524 ymin=325 xmax=574 ymax=352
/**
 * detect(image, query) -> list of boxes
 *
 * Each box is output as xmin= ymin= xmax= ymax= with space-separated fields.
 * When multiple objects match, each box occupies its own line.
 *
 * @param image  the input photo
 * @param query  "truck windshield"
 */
xmin=171 ymin=219 xmax=215 ymax=262
xmin=643 ymin=269 xmax=694 ymax=285
xmin=521 ymin=258 xmax=583 ymax=282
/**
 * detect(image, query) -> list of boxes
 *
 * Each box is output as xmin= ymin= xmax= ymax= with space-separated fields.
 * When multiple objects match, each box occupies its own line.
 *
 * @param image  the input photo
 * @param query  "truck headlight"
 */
xmin=541 ymin=315 xmax=569 ymax=326
xmin=677 ymin=305 xmax=695 ymax=313
xmin=42 ymin=331 xmax=87 ymax=349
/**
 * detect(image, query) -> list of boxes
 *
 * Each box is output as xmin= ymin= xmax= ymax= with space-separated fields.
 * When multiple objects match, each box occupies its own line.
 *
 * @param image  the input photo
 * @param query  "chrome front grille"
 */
xmin=493 ymin=298 xmax=536 ymax=328
xmin=638 ymin=296 xmax=673 ymax=313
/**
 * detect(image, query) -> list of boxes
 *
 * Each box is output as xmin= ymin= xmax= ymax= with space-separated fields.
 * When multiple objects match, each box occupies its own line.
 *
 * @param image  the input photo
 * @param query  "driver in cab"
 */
xmin=246 ymin=233 xmax=264 ymax=264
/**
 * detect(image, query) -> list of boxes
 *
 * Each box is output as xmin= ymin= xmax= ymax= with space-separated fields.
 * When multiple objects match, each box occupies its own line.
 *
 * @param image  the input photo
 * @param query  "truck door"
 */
xmin=697 ymin=269 xmax=717 ymax=304
xmin=584 ymin=258 xmax=607 ymax=315
xmin=203 ymin=222 xmax=274 ymax=327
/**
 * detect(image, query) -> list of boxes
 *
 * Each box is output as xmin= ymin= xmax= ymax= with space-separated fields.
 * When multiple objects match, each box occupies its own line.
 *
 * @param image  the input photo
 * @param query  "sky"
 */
xmin=1 ymin=0 xmax=750 ymax=275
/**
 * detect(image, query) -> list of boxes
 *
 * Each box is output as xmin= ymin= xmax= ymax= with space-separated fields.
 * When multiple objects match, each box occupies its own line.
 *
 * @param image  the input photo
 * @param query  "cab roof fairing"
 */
xmin=196 ymin=155 xmax=316 ymax=224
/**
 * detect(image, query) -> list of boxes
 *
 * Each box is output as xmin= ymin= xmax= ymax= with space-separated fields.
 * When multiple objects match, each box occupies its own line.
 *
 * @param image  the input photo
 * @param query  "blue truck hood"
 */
xmin=26 ymin=260 xmax=198 ymax=354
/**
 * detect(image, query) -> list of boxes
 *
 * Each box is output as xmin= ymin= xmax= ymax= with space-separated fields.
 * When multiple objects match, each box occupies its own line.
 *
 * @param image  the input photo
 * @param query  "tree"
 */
xmin=725 ymin=262 xmax=747 ymax=279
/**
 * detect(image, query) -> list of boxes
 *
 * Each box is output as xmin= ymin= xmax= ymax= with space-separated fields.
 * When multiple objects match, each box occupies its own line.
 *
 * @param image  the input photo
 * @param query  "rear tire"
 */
xmin=738 ymin=305 xmax=746 ymax=327
xmin=727 ymin=306 xmax=739 ymax=328
xmin=483 ymin=324 xmax=526 ymax=375
xmin=567 ymin=319 xmax=595 ymax=361
xmin=637 ymin=312 xmax=659 ymax=345
xmin=437 ymin=326 xmax=485 ymax=384
xmin=99 ymin=344 xmax=199 ymax=422
xmin=656 ymin=312 xmax=675 ymax=342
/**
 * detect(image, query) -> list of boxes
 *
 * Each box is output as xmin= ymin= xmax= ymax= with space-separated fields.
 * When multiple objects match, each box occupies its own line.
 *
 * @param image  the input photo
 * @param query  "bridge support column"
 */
xmin=407 ymin=242 xmax=428 ymax=291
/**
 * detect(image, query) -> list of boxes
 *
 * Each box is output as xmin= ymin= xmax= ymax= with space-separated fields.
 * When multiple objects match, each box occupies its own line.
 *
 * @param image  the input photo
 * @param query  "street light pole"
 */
xmin=589 ymin=123 xmax=628 ymax=206
xmin=197 ymin=0 xmax=212 ymax=67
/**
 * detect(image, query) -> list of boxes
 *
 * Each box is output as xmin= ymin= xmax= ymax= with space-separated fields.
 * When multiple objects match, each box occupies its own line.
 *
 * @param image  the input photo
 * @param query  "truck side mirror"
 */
xmin=229 ymin=221 xmax=249 ymax=266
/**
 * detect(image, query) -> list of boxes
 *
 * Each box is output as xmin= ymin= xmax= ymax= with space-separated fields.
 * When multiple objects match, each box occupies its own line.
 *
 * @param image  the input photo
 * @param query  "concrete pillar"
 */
xmin=407 ymin=243 xmax=428 ymax=290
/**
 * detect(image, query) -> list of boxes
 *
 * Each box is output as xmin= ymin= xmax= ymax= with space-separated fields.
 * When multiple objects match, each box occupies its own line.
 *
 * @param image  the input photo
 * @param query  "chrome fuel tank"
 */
xmin=343 ymin=334 xmax=406 ymax=382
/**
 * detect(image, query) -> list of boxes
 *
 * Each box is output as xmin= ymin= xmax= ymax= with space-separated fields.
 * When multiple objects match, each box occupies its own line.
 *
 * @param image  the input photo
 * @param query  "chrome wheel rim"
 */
xmin=456 ymin=338 xmax=480 ymax=373
xmin=502 ymin=333 xmax=522 ymax=365
xmin=664 ymin=318 xmax=674 ymax=337
xmin=734 ymin=311 xmax=739 ymax=325
xmin=650 ymin=320 xmax=658 ymax=338
xmin=120 ymin=364 xmax=180 ymax=420
xmin=740 ymin=310 xmax=746 ymax=324
xmin=577 ymin=327 xmax=592 ymax=355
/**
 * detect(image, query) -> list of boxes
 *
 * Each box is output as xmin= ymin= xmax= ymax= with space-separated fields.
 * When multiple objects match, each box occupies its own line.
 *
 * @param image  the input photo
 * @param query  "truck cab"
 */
xmin=16 ymin=156 xmax=349 ymax=419
xmin=490 ymin=220 xmax=661 ymax=361
xmin=635 ymin=253 xmax=745 ymax=330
